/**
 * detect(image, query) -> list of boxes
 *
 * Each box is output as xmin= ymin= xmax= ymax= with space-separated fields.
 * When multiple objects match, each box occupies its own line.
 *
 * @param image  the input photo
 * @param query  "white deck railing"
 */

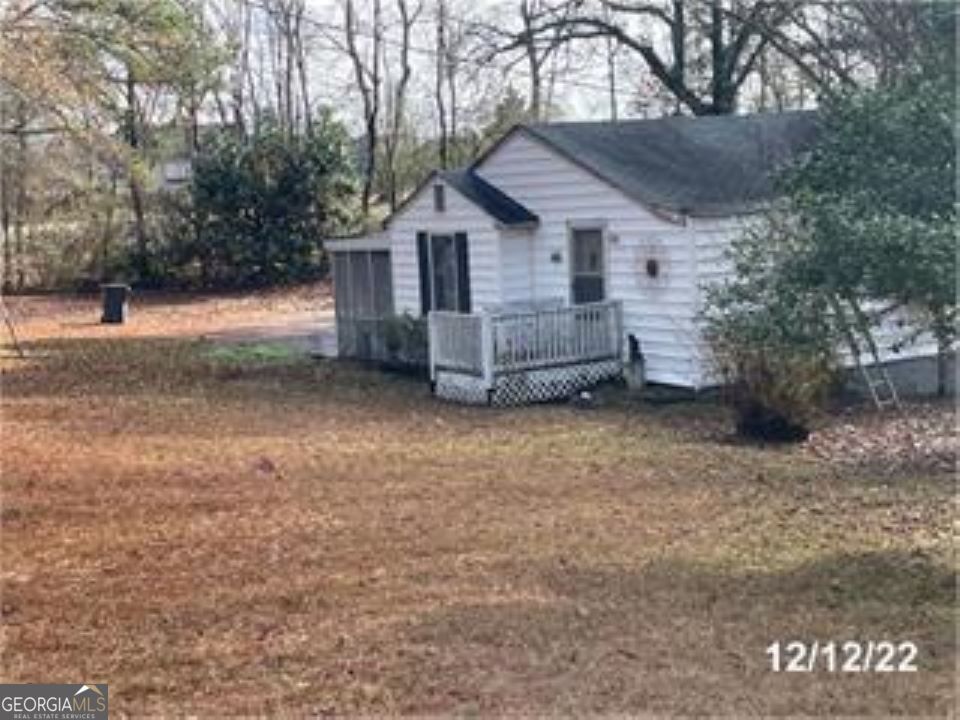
xmin=428 ymin=311 xmax=485 ymax=376
xmin=429 ymin=300 xmax=623 ymax=385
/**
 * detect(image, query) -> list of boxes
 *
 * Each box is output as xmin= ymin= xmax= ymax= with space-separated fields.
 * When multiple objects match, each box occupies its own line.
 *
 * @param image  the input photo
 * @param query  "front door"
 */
xmin=571 ymin=228 xmax=605 ymax=304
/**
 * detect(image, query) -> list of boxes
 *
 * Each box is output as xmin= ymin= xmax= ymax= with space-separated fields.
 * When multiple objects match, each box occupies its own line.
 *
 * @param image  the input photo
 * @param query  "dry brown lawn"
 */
xmin=1 ymin=291 xmax=955 ymax=716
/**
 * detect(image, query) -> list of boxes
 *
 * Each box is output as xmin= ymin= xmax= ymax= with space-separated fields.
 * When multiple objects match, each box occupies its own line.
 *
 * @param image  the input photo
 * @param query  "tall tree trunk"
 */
xmin=99 ymin=172 xmax=118 ymax=278
xmin=0 ymin=99 xmax=10 ymax=293
xmin=435 ymin=0 xmax=449 ymax=168
xmin=237 ymin=0 xmax=253 ymax=135
xmin=936 ymin=339 xmax=949 ymax=398
xmin=284 ymin=5 xmax=296 ymax=132
xmin=446 ymin=27 xmax=458 ymax=159
xmin=294 ymin=4 xmax=312 ymax=132
xmin=125 ymin=70 xmax=149 ymax=278
xmin=13 ymin=102 xmax=27 ymax=290
xmin=385 ymin=0 xmax=416 ymax=210
xmin=344 ymin=0 xmax=381 ymax=216
xmin=709 ymin=0 xmax=732 ymax=114
xmin=521 ymin=1 xmax=542 ymax=121
xmin=435 ymin=14 xmax=448 ymax=167
xmin=0 ymin=162 xmax=9 ymax=293
xmin=933 ymin=315 xmax=952 ymax=398
xmin=605 ymin=34 xmax=617 ymax=121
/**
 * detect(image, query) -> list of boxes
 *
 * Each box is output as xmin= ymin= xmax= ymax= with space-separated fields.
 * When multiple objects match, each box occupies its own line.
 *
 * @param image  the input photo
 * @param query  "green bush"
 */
xmin=703 ymin=211 xmax=840 ymax=441
xmin=708 ymin=337 xmax=837 ymax=442
xmin=382 ymin=314 xmax=428 ymax=369
xmin=153 ymin=114 xmax=358 ymax=289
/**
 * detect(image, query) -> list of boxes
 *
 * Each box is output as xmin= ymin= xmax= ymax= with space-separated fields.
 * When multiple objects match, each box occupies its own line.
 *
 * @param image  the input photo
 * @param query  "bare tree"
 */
xmin=496 ymin=0 xmax=799 ymax=116
xmin=292 ymin=1 xmax=313 ymax=132
xmin=434 ymin=0 xmax=466 ymax=167
xmin=434 ymin=0 xmax=450 ymax=167
xmin=744 ymin=1 xmax=952 ymax=92
xmin=344 ymin=0 xmax=383 ymax=215
xmin=382 ymin=0 xmax=422 ymax=210
xmin=480 ymin=0 xmax=580 ymax=121
xmin=602 ymin=2 xmax=619 ymax=120
xmin=208 ymin=0 xmax=253 ymax=134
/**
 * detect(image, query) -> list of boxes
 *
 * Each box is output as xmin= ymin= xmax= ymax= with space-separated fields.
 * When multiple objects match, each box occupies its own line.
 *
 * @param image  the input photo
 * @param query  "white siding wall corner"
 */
xmin=688 ymin=215 xmax=752 ymax=387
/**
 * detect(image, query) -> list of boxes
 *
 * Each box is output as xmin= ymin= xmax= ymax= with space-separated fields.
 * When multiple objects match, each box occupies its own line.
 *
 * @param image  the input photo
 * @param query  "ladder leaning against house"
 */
xmin=831 ymin=295 xmax=902 ymax=412
xmin=858 ymin=352 xmax=902 ymax=411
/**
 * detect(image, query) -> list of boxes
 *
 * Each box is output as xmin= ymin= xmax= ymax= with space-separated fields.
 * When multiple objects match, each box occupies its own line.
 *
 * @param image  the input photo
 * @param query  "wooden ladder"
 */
xmin=831 ymin=295 xmax=902 ymax=413
xmin=858 ymin=360 xmax=902 ymax=412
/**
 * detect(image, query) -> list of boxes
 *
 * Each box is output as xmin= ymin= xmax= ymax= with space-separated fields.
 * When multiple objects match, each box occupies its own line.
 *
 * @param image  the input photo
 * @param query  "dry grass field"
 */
xmin=1 ymin=290 xmax=955 ymax=716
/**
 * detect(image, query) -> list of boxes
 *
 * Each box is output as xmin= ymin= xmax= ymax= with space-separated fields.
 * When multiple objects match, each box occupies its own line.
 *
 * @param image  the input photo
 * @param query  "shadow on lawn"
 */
xmin=390 ymin=549 xmax=955 ymax=715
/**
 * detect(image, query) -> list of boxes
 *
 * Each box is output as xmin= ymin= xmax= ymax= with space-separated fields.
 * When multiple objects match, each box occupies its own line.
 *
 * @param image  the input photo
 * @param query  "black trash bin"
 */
xmin=101 ymin=283 xmax=131 ymax=324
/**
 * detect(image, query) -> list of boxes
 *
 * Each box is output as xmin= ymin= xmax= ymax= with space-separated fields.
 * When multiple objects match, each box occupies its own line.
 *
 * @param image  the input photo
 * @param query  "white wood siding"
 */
xmin=688 ymin=215 xmax=747 ymax=386
xmin=388 ymin=178 xmax=501 ymax=315
xmin=499 ymin=228 xmax=535 ymax=304
xmin=690 ymin=215 xmax=938 ymax=385
xmin=476 ymin=131 xmax=703 ymax=387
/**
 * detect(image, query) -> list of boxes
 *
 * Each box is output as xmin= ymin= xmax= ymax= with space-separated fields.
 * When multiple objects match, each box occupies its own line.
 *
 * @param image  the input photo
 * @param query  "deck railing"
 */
xmin=429 ymin=311 xmax=486 ymax=376
xmin=429 ymin=300 xmax=623 ymax=385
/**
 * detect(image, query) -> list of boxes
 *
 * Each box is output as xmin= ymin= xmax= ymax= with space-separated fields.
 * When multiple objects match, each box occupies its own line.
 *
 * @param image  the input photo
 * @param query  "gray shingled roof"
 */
xmin=439 ymin=169 xmax=539 ymax=226
xmin=522 ymin=110 xmax=820 ymax=216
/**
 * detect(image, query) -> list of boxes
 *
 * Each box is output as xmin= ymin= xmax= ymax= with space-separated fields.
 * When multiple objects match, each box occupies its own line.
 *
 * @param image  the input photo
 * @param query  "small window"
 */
xmin=433 ymin=184 xmax=445 ymax=212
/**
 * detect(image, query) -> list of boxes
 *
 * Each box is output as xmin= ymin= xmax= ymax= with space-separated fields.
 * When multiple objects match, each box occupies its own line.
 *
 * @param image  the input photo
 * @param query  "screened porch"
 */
xmin=331 ymin=247 xmax=393 ymax=361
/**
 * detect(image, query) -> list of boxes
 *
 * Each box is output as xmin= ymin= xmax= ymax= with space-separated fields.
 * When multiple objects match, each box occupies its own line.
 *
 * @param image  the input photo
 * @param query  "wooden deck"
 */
xmin=429 ymin=301 xmax=624 ymax=405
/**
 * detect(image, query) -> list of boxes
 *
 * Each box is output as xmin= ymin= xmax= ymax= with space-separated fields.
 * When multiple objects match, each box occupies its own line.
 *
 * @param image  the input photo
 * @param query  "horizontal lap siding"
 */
xmin=500 ymin=229 xmax=535 ymax=304
xmin=690 ymin=217 xmax=746 ymax=386
xmin=389 ymin=179 xmax=500 ymax=315
xmin=691 ymin=216 xmax=938 ymax=386
xmin=477 ymin=132 xmax=702 ymax=387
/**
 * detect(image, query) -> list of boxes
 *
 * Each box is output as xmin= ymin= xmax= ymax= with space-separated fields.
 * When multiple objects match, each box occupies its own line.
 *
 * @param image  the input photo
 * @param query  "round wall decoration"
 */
xmin=634 ymin=240 xmax=668 ymax=286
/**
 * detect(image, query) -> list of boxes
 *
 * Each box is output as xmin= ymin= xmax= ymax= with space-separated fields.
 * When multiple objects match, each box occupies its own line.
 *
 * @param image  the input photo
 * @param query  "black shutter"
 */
xmin=417 ymin=232 xmax=431 ymax=315
xmin=455 ymin=232 xmax=471 ymax=313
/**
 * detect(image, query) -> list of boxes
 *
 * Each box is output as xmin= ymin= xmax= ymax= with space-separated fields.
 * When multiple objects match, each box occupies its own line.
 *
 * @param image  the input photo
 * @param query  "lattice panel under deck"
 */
xmin=434 ymin=359 xmax=622 ymax=406
xmin=491 ymin=360 xmax=622 ymax=406
xmin=434 ymin=371 xmax=491 ymax=405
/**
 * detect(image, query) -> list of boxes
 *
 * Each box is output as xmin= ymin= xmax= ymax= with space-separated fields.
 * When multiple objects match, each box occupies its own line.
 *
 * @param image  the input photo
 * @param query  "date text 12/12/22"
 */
xmin=767 ymin=641 xmax=918 ymax=672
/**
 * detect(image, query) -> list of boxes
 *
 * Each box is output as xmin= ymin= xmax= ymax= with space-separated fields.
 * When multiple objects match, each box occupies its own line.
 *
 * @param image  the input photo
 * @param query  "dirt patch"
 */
xmin=3 ymin=283 xmax=333 ymax=344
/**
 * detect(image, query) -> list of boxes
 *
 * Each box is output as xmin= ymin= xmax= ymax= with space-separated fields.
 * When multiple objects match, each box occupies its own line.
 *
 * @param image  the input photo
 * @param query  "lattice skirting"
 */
xmin=433 ymin=371 xmax=491 ymax=405
xmin=434 ymin=359 xmax=623 ymax=406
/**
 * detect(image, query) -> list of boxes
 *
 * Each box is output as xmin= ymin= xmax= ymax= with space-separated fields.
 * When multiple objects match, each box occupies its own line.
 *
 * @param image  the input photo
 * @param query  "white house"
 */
xmin=327 ymin=110 xmax=936 ymax=405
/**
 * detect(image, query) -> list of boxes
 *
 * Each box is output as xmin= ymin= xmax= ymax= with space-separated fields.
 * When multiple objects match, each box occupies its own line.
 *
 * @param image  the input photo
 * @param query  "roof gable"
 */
xmin=439 ymin=170 xmax=538 ymax=226
xmin=386 ymin=168 xmax=538 ymax=229
xmin=476 ymin=111 xmax=820 ymax=217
